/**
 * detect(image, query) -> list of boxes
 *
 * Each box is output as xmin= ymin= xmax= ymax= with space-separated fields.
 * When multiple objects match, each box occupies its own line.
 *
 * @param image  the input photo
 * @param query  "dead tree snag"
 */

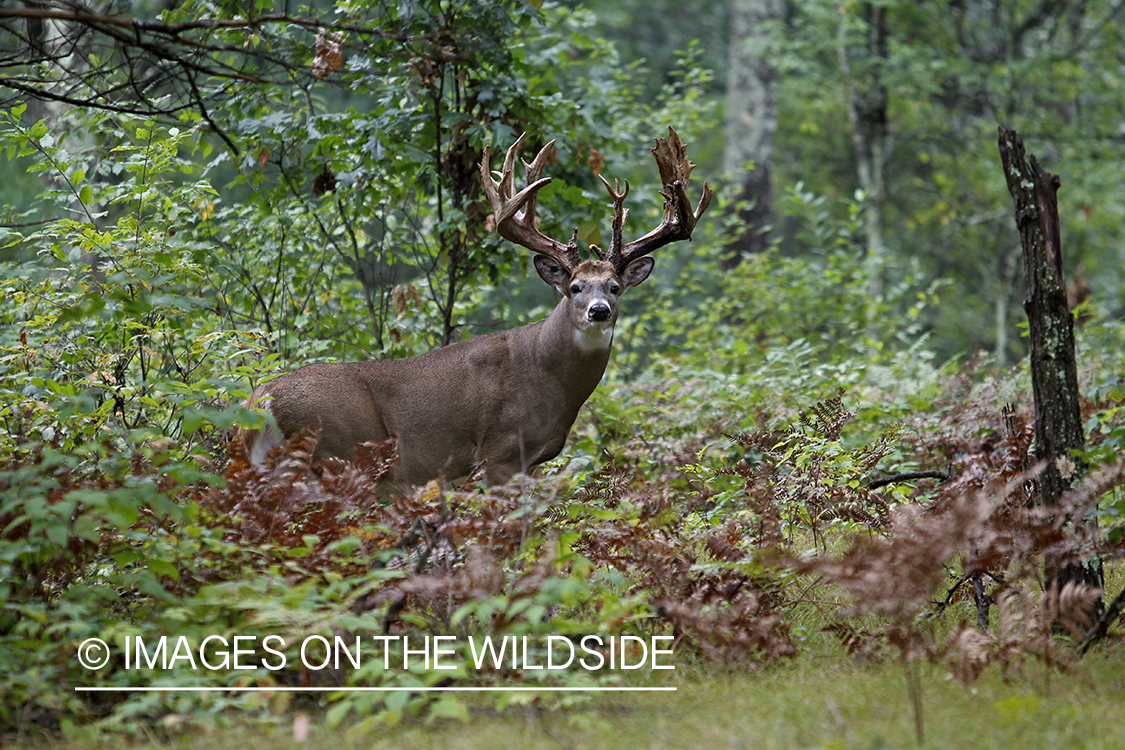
xmin=996 ymin=126 xmax=1103 ymax=619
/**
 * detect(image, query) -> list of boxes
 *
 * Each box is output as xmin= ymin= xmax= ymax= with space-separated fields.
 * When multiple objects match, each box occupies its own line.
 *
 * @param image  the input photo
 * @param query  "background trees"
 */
xmin=577 ymin=0 xmax=1125 ymax=362
xmin=5 ymin=0 xmax=1122 ymax=363
xmin=755 ymin=0 xmax=1125 ymax=363
xmin=723 ymin=0 xmax=782 ymax=262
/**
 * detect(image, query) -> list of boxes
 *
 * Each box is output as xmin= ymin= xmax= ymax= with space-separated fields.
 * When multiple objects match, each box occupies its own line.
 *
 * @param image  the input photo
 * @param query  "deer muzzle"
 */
xmin=587 ymin=302 xmax=612 ymax=322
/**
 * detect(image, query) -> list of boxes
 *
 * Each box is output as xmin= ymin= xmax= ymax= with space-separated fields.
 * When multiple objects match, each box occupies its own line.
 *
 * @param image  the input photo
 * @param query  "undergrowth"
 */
xmin=5 ymin=365 xmax=1123 ymax=743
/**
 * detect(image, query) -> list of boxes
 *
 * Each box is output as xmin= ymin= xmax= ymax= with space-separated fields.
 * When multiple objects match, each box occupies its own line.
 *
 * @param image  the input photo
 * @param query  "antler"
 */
xmin=602 ymin=127 xmax=713 ymax=274
xmin=481 ymin=128 xmax=712 ymax=275
xmin=480 ymin=133 xmax=582 ymax=271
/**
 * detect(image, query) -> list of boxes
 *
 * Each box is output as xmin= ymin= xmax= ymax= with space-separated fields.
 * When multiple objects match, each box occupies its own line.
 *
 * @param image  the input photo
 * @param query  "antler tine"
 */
xmin=480 ymin=134 xmax=581 ymax=270
xmin=598 ymin=173 xmax=631 ymax=267
xmin=496 ymin=131 xmax=525 ymax=206
xmin=612 ymin=126 xmax=713 ymax=274
xmin=521 ymin=139 xmax=555 ymax=219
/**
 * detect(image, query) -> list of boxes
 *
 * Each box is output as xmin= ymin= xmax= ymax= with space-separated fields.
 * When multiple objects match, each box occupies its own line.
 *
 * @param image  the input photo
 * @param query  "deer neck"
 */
xmin=535 ymin=296 xmax=614 ymax=401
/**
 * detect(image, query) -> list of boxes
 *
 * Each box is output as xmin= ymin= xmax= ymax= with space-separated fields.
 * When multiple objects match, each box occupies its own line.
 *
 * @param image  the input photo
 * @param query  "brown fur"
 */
xmin=237 ymin=258 xmax=650 ymax=490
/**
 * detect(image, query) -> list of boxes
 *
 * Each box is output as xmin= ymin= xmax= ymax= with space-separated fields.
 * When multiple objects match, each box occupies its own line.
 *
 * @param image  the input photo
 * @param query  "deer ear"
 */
xmin=534 ymin=254 xmax=571 ymax=292
xmin=621 ymin=257 xmax=654 ymax=288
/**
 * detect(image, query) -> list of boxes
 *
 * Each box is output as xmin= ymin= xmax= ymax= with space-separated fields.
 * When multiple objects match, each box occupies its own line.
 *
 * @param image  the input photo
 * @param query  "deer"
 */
xmin=236 ymin=127 xmax=711 ymax=489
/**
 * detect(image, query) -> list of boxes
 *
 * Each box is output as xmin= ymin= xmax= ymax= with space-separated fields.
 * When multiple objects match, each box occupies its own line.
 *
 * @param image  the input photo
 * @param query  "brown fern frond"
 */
xmin=853 ymin=424 xmax=908 ymax=472
xmin=573 ymin=461 xmax=631 ymax=505
xmin=705 ymin=520 xmax=748 ymax=562
xmin=799 ymin=388 xmax=854 ymax=440
xmin=823 ymin=622 xmax=884 ymax=660
xmin=353 ymin=436 xmax=400 ymax=485
xmin=948 ymin=627 xmax=997 ymax=684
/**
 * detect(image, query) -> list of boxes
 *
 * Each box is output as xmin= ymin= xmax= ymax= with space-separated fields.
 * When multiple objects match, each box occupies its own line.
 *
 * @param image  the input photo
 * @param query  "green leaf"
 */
xmin=46 ymin=524 xmax=70 ymax=547
xmin=325 ymin=701 xmax=351 ymax=728
xmin=113 ymin=550 xmax=143 ymax=567
xmin=146 ymin=559 xmax=180 ymax=580
xmin=427 ymin=698 xmax=469 ymax=723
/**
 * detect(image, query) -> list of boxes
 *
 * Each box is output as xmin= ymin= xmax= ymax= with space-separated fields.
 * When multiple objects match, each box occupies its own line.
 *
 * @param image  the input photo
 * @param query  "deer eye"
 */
xmin=569 ymin=284 xmax=581 ymax=295
xmin=610 ymin=284 xmax=621 ymax=295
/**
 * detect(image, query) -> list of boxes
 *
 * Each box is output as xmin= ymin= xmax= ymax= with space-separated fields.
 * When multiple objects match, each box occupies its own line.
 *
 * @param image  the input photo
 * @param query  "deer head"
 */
xmin=480 ymin=128 xmax=712 ymax=332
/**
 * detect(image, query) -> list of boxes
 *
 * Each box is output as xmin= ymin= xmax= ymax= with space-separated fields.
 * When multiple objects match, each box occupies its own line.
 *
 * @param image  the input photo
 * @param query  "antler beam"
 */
xmin=604 ymin=127 xmax=713 ymax=274
xmin=480 ymin=134 xmax=582 ymax=271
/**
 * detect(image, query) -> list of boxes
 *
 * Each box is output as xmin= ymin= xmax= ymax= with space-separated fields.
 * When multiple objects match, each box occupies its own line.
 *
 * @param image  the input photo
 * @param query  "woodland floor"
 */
xmin=19 ymin=645 xmax=1125 ymax=750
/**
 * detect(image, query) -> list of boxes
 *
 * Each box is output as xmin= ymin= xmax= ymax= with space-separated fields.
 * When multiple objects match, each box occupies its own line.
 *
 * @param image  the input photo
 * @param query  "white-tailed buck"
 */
xmin=238 ymin=127 xmax=711 ymax=487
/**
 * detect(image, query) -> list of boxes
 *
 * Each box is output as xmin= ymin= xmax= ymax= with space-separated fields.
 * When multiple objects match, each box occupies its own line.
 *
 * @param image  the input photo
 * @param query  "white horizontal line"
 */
xmin=75 ymin=686 xmax=676 ymax=693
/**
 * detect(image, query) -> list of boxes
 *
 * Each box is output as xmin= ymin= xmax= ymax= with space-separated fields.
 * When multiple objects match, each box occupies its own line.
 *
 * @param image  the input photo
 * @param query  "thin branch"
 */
xmin=1 ymin=76 xmax=198 ymax=116
xmin=183 ymin=67 xmax=238 ymax=156
xmin=0 ymin=218 xmax=57 ymax=228
xmin=0 ymin=8 xmax=435 ymax=43
xmin=867 ymin=471 xmax=955 ymax=490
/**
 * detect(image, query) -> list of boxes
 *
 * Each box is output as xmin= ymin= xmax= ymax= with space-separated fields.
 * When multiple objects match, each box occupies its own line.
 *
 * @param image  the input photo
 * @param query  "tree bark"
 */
xmin=996 ymin=126 xmax=1103 ymax=614
xmin=842 ymin=2 xmax=889 ymax=299
xmin=722 ymin=0 xmax=782 ymax=265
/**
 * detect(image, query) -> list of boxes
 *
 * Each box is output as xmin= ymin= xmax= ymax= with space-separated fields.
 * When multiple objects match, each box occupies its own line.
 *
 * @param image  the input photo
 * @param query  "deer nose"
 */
xmin=588 ymin=303 xmax=611 ymax=322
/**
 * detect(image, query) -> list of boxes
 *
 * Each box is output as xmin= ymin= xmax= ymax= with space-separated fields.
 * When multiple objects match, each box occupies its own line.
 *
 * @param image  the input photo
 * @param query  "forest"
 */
xmin=1 ymin=0 xmax=1124 ymax=747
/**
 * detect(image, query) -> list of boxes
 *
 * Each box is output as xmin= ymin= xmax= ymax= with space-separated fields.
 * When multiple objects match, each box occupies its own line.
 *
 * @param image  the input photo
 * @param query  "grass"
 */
xmin=22 ymin=646 xmax=1125 ymax=750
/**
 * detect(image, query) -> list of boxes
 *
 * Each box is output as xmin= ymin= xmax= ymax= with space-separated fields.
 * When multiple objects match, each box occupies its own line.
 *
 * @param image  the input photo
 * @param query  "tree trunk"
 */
xmin=722 ymin=0 xmax=782 ymax=265
xmin=996 ymin=126 xmax=1103 ymax=616
xmin=842 ymin=2 xmax=889 ymax=299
